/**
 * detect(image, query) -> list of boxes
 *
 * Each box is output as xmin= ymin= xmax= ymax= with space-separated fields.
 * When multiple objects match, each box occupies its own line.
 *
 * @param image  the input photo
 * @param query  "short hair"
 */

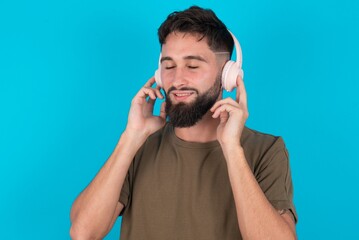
xmin=158 ymin=6 xmax=234 ymax=57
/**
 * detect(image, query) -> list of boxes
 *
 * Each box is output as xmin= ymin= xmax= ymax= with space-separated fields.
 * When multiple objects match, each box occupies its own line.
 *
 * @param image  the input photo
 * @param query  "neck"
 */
xmin=174 ymin=111 xmax=219 ymax=143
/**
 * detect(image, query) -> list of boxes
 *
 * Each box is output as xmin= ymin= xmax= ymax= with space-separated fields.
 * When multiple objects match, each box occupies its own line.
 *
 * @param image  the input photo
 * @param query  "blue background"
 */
xmin=1 ymin=0 xmax=358 ymax=239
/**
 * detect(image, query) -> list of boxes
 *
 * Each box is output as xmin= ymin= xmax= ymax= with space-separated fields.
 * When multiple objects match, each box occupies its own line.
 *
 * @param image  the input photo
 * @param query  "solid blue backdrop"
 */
xmin=0 ymin=0 xmax=358 ymax=239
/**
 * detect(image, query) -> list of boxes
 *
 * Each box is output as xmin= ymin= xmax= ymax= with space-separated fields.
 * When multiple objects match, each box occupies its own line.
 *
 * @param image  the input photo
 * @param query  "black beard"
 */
xmin=165 ymin=78 xmax=221 ymax=128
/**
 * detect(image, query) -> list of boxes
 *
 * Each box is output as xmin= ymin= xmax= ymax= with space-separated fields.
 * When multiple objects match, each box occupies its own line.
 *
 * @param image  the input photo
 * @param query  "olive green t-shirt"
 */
xmin=119 ymin=124 xmax=297 ymax=239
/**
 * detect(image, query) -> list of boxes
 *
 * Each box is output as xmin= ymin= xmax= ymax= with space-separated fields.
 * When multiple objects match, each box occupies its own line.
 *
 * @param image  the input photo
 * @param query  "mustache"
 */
xmin=167 ymin=86 xmax=199 ymax=95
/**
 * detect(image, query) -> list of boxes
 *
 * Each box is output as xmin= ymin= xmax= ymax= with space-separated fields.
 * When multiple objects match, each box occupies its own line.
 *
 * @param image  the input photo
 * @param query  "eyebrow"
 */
xmin=160 ymin=55 xmax=208 ymax=63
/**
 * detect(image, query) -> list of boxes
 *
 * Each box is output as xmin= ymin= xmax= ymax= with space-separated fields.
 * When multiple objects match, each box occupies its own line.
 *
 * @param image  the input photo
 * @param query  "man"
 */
xmin=70 ymin=6 xmax=297 ymax=240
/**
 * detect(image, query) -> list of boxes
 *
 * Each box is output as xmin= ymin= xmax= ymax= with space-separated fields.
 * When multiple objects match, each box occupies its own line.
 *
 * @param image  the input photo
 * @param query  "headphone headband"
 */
xmin=228 ymin=30 xmax=242 ymax=69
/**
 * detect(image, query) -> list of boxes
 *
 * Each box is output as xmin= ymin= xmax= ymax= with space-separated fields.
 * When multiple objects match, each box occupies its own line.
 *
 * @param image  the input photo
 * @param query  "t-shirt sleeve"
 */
xmin=119 ymin=169 xmax=131 ymax=216
xmin=255 ymin=137 xmax=298 ymax=223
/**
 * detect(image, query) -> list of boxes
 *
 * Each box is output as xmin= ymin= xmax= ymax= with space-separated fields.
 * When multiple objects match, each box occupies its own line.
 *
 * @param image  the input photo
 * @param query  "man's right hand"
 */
xmin=70 ymin=77 xmax=167 ymax=240
xmin=125 ymin=76 xmax=166 ymax=140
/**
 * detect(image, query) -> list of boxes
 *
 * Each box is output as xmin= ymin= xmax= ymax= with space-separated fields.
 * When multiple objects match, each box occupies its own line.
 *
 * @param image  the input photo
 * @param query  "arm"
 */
xmin=224 ymin=146 xmax=296 ymax=240
xmin=211 ymin=76 xmax=296 ymax=240
xmin=70 ymin=77 xmax=165 ymax=240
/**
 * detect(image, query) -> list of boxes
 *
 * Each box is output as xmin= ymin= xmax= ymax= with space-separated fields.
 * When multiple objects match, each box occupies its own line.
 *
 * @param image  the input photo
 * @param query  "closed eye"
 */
xmin=188 ymin=66 xmax=198 ymax=69
xmin=165 ymin=66 xmax=176 ymax=70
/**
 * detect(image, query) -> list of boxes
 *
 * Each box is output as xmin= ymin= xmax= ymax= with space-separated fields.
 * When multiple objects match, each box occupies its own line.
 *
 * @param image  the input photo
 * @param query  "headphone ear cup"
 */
xmin=221 ymin=61 xmax=238 ymax=92
xmin=154 ymin=69 xmax=162 ymax=87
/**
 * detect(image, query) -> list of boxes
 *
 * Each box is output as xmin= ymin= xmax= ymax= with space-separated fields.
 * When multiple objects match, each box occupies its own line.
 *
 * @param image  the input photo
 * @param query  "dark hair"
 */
xmin=158 ymin=6 xmax=234 ymax=56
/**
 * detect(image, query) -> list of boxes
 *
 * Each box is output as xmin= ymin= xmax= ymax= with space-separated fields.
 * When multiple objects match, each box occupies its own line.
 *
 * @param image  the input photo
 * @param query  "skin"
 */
xmin=69 ymin=32 xmax=297 ymax=240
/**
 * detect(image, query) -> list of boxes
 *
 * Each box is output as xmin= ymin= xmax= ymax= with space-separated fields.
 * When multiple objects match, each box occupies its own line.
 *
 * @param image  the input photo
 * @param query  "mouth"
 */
xmin=170 ymin=90 xmax=196 ymax=102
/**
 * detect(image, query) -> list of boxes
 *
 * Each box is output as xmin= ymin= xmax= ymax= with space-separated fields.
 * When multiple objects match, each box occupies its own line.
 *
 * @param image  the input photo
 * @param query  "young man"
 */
xmin=70 ymin=6 xmax=297 ymax=240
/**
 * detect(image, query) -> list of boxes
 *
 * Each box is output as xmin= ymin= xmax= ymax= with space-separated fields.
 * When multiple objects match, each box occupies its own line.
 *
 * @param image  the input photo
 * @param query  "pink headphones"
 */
xmin=154 ymin=30 xmax=244 ymax=92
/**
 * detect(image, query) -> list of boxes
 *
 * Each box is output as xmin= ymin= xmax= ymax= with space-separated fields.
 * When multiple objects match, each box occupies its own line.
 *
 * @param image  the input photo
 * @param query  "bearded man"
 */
xmin=70 ymin=6 xmax=297 ymax=240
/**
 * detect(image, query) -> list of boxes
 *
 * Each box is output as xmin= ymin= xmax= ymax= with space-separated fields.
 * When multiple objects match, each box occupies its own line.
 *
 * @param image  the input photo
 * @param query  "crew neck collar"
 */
xmin=166 ymin=123 xmax=220 ymax=149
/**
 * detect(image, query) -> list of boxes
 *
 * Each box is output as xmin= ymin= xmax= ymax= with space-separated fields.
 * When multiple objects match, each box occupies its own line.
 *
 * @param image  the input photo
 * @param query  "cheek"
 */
xmin=197 ymin=70 xmax=219 ymax=88
xmin=160 ymin=70 xmax=173 ymax=91
xmin=161 ymin=69 xmax=174 ymax=82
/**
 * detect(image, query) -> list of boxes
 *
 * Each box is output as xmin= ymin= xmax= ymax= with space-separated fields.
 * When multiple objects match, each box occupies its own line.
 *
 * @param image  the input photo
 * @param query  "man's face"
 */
xmin=160 ymin=32 xmax=224 ymax=127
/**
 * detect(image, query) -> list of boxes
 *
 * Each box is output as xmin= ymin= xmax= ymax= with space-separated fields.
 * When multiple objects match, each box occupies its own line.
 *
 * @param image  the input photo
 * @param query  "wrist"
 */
xmin=221 ymin=143 xmax=245 ymax=162
xmin=113 ymin=130 xmax=147 ymax=157
xmin=123 ymin=128 xmax=150 ymax=142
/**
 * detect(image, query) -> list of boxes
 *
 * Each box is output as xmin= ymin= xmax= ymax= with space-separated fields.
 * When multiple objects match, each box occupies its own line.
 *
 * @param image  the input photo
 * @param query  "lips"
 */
xmin=170 ymin=90 xmax=196 ymax=101
xmin=174 ymin=92 xmax=193 ymax=97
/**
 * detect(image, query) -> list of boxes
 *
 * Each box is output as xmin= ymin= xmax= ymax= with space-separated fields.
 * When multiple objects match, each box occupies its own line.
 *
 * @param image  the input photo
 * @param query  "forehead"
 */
xmin=161 ymin=32 xmax=215 ymax=60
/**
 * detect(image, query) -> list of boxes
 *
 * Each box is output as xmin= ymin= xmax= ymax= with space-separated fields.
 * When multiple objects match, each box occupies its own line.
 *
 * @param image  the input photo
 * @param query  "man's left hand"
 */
xmin=210 ymin=75 xmax=249 ymax=153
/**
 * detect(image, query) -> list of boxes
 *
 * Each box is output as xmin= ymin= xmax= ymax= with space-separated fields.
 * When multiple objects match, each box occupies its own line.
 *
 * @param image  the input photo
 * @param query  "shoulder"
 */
xmin=135 ymin=123 xmax=172 ymax=157
xmin=146 ymin=123 xmax=172 ymax=145
xmin=242 ymin=126 xmax=285 ymax=149
xmin=241 ymin=126 xmax=288 ymax=171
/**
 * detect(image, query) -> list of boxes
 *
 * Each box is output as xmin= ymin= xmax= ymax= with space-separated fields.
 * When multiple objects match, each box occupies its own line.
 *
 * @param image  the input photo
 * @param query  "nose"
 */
xmin=172 ymin=67 xmax=188 ymax=88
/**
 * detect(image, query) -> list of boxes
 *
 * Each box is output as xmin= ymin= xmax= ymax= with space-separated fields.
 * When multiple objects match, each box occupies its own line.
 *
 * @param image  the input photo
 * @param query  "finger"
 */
xmin=236 ymin=75 xmax=247 ymax=107
xmin=143 ymin=98 xmax=156 ymax=117
xmin=154 ymin=88 xmax=164 ymax=99
xmin=148 ymin=87 xmax=164 ymax=100
xmin=212 ymin=104 xmax=238 ymax=118
xmin=144 ymin=76 xmax=156 ymax=88
xmin=132 ymin=85 xmax=159 ymax=107
xmin=136 ymin=77 xmax=163 ymax=99
xmin=143 ymin=88 xmax=157 ymax=100
xmin=219 ymin=111 xmax=229 ymax=124
xmin=155 ymin=84 xmax=162 ymax=91
xmin=211 ymin=98 xmax=239 ymax=112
